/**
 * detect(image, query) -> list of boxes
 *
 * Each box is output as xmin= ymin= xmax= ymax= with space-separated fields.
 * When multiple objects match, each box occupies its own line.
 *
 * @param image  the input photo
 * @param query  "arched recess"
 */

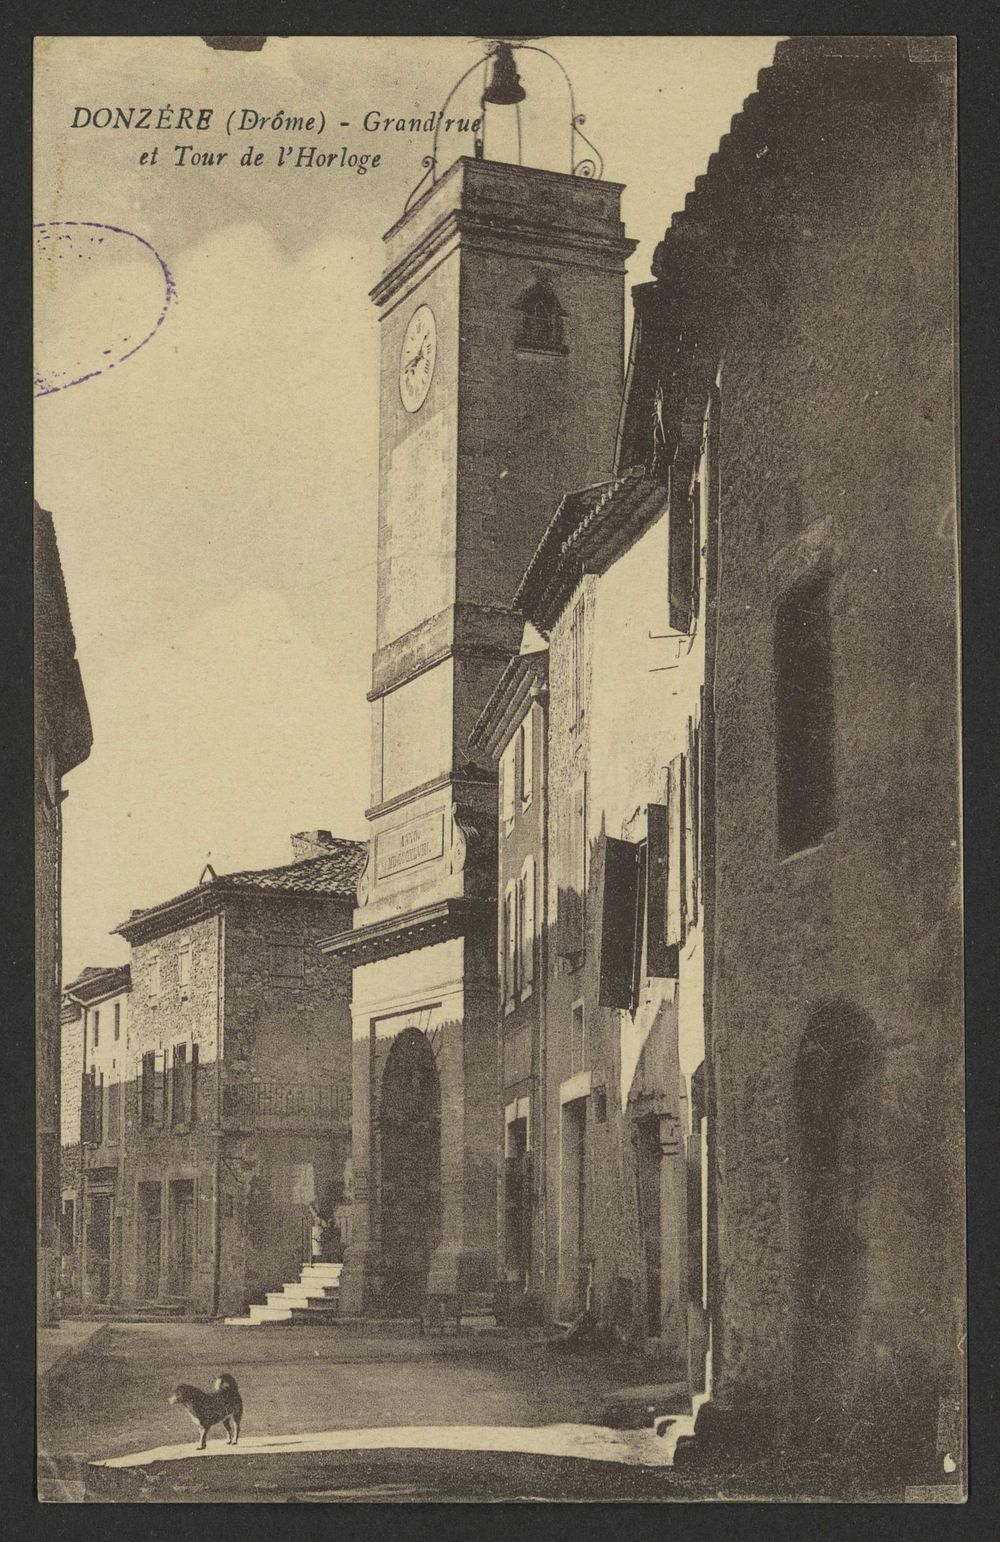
xmin=379 ymin=1027 xmax=442 ymax=1310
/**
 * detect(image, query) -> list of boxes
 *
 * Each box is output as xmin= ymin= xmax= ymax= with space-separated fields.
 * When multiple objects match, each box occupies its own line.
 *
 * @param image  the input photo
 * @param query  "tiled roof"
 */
xmin=114 ymin=839 xmax=368 ymax=940
xmin=63 ymin=963 xmax=131 ymax=1003
xmin=219 ymin=844 xmax=368 ymax=896
xmin=515 ymin=467 xmax=665 ymax=631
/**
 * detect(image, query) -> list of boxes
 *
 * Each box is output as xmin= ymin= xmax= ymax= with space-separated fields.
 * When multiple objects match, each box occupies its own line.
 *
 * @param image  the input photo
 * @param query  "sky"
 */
xmin=34 ymin=35 xmax=781 ymax=979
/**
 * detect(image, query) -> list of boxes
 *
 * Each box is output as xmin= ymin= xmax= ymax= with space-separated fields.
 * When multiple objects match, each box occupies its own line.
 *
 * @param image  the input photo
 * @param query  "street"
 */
xmin=39 ymin=1321 xmax=698 ymax=1501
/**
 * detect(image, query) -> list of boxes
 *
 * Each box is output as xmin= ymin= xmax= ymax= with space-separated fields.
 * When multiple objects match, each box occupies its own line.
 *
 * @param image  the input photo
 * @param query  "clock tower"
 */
xmin=323 ymin=149 xmax=634 ymax=1313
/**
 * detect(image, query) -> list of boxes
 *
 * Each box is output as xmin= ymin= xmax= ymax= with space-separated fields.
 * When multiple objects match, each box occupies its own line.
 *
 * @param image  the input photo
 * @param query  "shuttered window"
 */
xmin=520 ymin=855 xmax=536 ymax=996
xmin=107 ymin=1079 xmax=120 ymax=1142
xmin=501 ymin=741 xmax=516 ymax=832
xmin=503 ymin=881 xmax=518 ymax=1004
xmin=557 ymin=777 xmax=587 ymax=957
xmin=172 ymin=1044 xmax=188 ymax=1126
xmin=521 ymin=708 xmax=534 ymax=807
xmin=598 ymin=835 xmax=644 ymax=1011
xmin=140 ymin=1051 xmax=156 ymax=1127
xmin=666 ymin=754 xmax=687 ymax=948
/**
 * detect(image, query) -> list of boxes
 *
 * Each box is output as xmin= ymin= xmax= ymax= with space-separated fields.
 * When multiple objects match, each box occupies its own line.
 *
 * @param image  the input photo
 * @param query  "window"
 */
xmin=140 ymin=1050 xmax=156 ymax=1127
xmin=113 ymin=1002 xmax=121 ymax=1041
xmin=178 ymin=943 xmax=191 ymax=998
xmin=270 ymin=939 xmax=305 ymax=980
xmin=92 ymin=1009 xmax=100 ymax=1048
xmin=571 ymin=1002 xmax=586 ymax=1075
xmin=189 ymin=1042 xmax=199 ymax=1125
xmin=149 ymin=953 xmax=160 ymax=1005
xmin=519 ymin=856 xmax=536 ymax=997
xmin=597 ymin=834 xmax=645 ymax=1011
xmin=569 ymin=598 xmax=586 ymax=732
xmin=520 ymin=708 xmax=534 ymax=807
xmin=107 ymin=1080 xmax=120 ymax=1142
xmin=774 ymin=571 xmax=836 ymax=855
xmin=172 ymin=1044 xmax=188 ymax=1126
xmin=503 ymin=881 xmax=518 ymax=1007
xmin=557 ymin=777 xmax=587 ymax=958
xmin=514 ymin=280 xmax=567 ymax=353
xmin=501 ymin=740 xmax=516 ymax=833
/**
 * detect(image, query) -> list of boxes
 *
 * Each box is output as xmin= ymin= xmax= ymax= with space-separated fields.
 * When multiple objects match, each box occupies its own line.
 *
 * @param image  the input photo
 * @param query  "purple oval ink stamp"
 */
xmin=34 ymin=221 xmax=177 ymax=397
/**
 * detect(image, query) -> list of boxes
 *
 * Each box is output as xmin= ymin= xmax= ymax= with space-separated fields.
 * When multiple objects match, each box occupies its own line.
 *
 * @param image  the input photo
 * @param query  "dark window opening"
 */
xmin=172 ymin=1044 xmax=188 ymax=1126
xmin=775 ymin=571 xmax=836 ymax=855
xmin=140 ymin=1050 xmax=156 ymax=1127
xmin=514 ymin=281 xmax=567 ymax=354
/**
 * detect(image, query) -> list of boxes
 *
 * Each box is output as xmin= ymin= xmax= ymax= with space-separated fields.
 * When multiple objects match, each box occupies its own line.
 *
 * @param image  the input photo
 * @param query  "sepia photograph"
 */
xmin=33 ymin=32 xmax=964 ymax=1504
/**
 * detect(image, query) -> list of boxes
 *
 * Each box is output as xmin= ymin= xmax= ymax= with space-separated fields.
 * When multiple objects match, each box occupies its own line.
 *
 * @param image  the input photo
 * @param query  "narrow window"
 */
xmin=774 ymin=572 xmax=836 ymax=855
xmin=92 ymin=1009 xmax=100 ymax=1048
xmin=502 ymin=740 xmax=516 ymax=832
xmin=520 ymin=855 xmax=535 ymax=997
xmin=107 ymin=1079 xmax=120 ymax=1142
xmin=141 ymin=1050 xmax=156 ymax=1127
xmin=520 ymin=708 xmax=534 ymax=807
xmin=172 ymin=1044 xmax=188 ymax=1126
xmin=571 ymin=1002 xmax=586 ymax=1075
xmin=178 ymin=943 xmax=191 ymax=998
xmin=113 ymin=1002 xmax=121 ymax=1041
xmin=503 ymin=881 xmax=518 ymax=1006
xmin=189 ymin=1042 xmax=199 ymax=1126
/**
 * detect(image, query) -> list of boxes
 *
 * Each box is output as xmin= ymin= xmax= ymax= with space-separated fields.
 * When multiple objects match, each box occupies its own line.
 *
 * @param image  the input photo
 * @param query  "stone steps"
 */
xmin=224 ymin=1262 xmax=343 ymax=1327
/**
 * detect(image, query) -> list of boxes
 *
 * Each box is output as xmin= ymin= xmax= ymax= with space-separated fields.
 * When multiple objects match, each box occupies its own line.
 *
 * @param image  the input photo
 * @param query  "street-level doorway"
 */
xmin=379 ymin=1028 xmax=441 ymax=1312
xmin=86 ymin=1193 xmax=112 ymax=1305
xmin=169 ymin=1179 xmax=196 ymax=1299
xmin=558 ymin=1096 xmax=588 ymax=1320
xmin=138 ymin=1181 xmax=162 ymax=1300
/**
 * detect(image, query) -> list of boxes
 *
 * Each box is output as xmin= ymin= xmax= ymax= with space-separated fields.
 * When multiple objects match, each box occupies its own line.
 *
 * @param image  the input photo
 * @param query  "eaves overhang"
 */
xmin=318 ymin=897 xmax=493 ymax=968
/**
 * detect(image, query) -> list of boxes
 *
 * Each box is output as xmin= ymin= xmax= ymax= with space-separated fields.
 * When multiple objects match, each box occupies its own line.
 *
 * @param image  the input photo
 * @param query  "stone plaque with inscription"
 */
xmin=375 ymin=811 xmax=445 ymax=879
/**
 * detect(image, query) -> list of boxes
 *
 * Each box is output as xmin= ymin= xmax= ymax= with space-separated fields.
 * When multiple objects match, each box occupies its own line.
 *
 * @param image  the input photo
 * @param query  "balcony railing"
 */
xmin=220 ymin=1077 xmax=349 ymax=1132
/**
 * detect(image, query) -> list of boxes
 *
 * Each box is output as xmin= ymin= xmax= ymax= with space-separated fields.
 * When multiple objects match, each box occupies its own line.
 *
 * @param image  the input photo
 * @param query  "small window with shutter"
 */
xmin=140 ymin=1051 xmax=156 ymax=1127
xmin=501 ymin=740 xmax=516 ymax=833
xmin=597 ymin=834 xmax=644 ymax=1012
xmin=520 ymin=708 xmax=534 ymax=808
xmin=520 ymin=855 xmax=536 ymax=998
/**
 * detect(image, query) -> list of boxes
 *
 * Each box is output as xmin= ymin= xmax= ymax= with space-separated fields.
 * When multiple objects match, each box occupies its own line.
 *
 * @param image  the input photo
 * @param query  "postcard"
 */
xmin=34 ymin=34 xmax=963 ymax=1503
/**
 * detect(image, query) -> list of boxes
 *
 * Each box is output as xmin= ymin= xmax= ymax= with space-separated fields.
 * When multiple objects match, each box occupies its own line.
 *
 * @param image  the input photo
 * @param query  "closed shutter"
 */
xmin=688 ymin=716 xmax=700 ymax=926
xmin=557 ymin=783 xmax=586 ymax=957
xmin=156 ymin=1050 xmax=166 ymax=1127
xmin=668 ymin=486 xmax=695 ymax=632
xmin=521 ymin=708 xmax=533 ymax=806
xmin=666 ymin=755 xmax=686 ymax=947
xmin=598 ymin=835 xmax=642 ymax=1010
xmin=690 ymin=479 xmax=702 ymax=625
xmin=504 ymin=882 xmax=517 ymax=1001
xmin=502 ymin=742 xmax=516 ymax=829
xmin=521 ymin=855 xmax=535 ymax=992
xmin=141 ymin=1051 xmax=155 ymax=1126
xmin=189 ymin=1042 xmax=199 ymax=1126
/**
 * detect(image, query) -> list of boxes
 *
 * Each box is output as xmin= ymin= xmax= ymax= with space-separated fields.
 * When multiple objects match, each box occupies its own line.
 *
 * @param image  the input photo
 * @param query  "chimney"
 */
xmin=290 ymin=830 xmax=336 ymax=861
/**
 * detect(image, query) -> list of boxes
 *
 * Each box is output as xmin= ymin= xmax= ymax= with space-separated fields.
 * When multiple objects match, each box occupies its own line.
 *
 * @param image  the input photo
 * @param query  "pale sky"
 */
xmin=34 ymin=35 xmax=781 ymax=978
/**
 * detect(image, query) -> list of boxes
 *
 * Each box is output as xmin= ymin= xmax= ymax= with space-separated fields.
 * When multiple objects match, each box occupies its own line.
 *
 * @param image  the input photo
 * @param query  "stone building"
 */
xmin=111 ymin=832 xmax=364 ymax=1317
xmin=471 ymin=453 xmax=711 ymax=1404
xmin=61 ymin=963 xmax=131 ymax=1310
xmin=467 ymin=626 xmax=549 ymax=1319
xmin=321 ymin=153 xmax=635 ymax=1315
xmin=35 ymin=502 xmax=93 ymax=1327
xmin=610 ymin=37 xmax=961 ymax=1490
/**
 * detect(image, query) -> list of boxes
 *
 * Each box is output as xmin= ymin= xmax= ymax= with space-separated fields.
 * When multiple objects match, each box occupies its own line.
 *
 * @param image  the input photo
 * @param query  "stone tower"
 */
xmin=323 ymin=153 xmax=634 ymax=1312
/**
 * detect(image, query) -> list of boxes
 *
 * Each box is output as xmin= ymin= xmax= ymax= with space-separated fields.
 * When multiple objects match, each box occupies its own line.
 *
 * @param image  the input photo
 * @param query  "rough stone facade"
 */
xmin=616 ymin=37 xmax=962 ymax=1489
xmin=112 ymin=840 xmax=362 ymax=1317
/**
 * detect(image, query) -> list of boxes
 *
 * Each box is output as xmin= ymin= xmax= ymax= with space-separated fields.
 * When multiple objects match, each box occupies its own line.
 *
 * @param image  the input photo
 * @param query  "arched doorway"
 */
xmin=379 ymin=1028 xmax=441 ymax=1311
xmin=791 ymin=999 xmax=879 ymax=1452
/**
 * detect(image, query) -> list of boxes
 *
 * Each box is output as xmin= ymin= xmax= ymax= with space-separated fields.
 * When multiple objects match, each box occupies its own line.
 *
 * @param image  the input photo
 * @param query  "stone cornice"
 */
xmin=318 ymin=896 xmax=493 ymax=966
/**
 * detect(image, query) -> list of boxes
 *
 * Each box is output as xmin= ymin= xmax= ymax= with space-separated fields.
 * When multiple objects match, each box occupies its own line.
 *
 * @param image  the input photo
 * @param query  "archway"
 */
xmin=379 ymin=1028 xmax=441 ymax=1311
xmin=791 ymin=999 xmax=879 ymax=1450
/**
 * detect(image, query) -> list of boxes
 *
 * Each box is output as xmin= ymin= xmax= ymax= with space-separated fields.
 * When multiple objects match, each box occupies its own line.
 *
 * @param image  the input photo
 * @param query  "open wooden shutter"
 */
xmin=557 ymin=783 xmax=586 ymax=957
xmin=647 ymin=803 xmax=680 ymax=978
xmin=687 ymin=716 xmax=700 ymax=926
xmin=668 ymin=487 xmax=695 ymax=632
xmin=189 ymin=1042 xmax=199 ymax=1126
xmin=666 ymin=755 xmax=686 ymax=947
xmin=598 ymin=835 xmax=642 ymax=1010
xmin=156 ymin=1049 xmax=166 ymax=1128
xmin=521 ymin=708 xmax=533 ymax=805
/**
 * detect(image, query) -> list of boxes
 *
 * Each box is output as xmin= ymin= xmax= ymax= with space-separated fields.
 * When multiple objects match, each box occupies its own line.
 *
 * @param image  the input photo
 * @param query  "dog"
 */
xmin=168 ymin=1374 xmax=242 ymax=1450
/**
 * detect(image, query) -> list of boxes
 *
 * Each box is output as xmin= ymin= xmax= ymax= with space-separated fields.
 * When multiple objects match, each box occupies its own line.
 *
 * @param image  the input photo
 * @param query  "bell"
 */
xmin=482 ymin=42 xmax=526 ymax=106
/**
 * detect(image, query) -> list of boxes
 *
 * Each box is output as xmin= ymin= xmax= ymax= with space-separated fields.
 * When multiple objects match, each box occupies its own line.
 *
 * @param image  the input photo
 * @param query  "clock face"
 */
xmin=399 ymin=304 xmax=437 ymax=413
